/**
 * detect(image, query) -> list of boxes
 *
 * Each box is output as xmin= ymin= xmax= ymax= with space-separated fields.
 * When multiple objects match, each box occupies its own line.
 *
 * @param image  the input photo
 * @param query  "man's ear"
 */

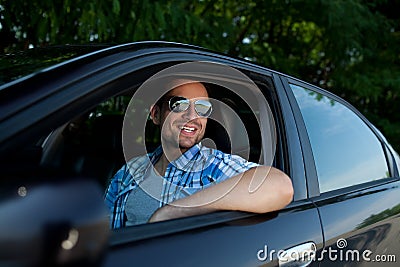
xmin=150 ymin=104 xmax=161 ymax=125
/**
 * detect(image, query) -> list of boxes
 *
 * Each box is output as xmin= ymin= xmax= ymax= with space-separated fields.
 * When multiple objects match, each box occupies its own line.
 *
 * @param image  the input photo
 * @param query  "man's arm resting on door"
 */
xmin=148 ymin=166 xmax=294 ymax=223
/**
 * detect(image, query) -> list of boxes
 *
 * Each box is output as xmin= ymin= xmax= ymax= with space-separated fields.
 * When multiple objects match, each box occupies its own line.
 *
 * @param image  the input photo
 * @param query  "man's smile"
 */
xmin=179 ymin=123 xmax=199 ymax=136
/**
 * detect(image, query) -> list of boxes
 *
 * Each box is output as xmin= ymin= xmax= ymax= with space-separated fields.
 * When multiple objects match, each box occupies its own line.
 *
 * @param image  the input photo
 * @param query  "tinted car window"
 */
xmin=290 ymin=84 xmax=389 ymax=192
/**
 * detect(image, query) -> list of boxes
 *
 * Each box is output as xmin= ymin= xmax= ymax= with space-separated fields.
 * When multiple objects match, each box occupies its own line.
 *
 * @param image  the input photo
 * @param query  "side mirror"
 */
xmin=0 ymin=179 xmax=109 ymax=267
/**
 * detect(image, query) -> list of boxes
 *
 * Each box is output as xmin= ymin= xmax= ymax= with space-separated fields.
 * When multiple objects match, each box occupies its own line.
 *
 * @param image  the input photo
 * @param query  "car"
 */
xmin=1 ymin=41 xmax=399 ymax=267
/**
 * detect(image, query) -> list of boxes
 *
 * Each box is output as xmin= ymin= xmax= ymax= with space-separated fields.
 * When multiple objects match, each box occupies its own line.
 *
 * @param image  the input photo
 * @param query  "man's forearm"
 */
xmin=148 ymin=166 xmax=294 ymax=223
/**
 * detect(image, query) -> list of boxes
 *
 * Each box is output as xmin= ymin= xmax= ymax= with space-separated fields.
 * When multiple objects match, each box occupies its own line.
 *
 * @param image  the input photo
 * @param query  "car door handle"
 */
xmin=278 ymin=242 xmax=317 ymax=267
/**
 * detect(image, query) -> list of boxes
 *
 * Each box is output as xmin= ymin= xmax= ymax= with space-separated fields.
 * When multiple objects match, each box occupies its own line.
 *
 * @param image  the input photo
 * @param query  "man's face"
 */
xmin=152 ymin=82 xmax=209 ymax=154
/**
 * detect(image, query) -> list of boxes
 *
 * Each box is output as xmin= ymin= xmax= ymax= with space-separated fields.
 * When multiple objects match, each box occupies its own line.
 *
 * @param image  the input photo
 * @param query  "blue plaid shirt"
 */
xmin=105 ymin=143 xmax=258 ymax=229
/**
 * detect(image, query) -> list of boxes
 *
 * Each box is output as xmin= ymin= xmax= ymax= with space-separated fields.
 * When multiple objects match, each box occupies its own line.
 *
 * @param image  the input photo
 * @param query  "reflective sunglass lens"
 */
xmin=194 ymin=100 xmax=212 ymax=117
xmin=168 ymin=96 xmax=212 ymax=117
xmin=169 ymin=97 xmax=189 ymax=112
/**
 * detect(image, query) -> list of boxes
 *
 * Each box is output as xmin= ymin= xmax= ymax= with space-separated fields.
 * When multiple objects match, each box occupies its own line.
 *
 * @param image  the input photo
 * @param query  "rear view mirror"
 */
xmin=0 ymin=179 xmax=109 ymax=267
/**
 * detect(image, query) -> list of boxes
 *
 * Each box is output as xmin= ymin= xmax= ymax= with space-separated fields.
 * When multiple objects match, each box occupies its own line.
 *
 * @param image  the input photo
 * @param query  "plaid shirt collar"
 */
xmin=150 ymin=142 xmax=205 ymax=169
xmin=127 ymin=142 xmax=205 ymax=186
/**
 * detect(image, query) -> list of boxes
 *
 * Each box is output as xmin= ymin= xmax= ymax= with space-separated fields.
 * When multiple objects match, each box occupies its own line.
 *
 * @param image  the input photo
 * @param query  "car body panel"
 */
xmin=105 ymin=203 xmax=323 ymax=267
xmin=315 ymin=179 xmax=400 ymax=265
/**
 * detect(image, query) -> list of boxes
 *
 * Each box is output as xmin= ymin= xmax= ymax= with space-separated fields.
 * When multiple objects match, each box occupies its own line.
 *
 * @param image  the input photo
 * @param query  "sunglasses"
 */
xmin=167 ymin=96 xmax=212 ymax=117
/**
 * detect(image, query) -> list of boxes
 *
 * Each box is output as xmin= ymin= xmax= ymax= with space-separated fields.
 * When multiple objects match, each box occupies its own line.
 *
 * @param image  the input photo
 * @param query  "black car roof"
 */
xmin=0 ymin=44 xmax=113 ymax=86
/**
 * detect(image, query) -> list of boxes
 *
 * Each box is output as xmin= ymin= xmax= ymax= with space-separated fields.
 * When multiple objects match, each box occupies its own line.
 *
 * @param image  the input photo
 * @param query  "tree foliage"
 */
xmin=1 ymin=0 xmax=399 ymax=151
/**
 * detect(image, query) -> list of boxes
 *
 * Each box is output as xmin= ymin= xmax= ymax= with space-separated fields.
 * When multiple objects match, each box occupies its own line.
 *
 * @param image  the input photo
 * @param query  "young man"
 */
xmin=105 ymin=81 xmax=293 ymax=229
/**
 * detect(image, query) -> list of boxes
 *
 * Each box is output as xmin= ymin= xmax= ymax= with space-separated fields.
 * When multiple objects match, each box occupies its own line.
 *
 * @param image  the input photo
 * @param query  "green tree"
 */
xmin=1 ymin=0 xmax=399 ymax=152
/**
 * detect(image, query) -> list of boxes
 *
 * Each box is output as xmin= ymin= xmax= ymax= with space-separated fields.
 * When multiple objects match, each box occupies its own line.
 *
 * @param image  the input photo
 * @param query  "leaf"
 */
xmin=113 ymin=0 xmax=120 ymax=15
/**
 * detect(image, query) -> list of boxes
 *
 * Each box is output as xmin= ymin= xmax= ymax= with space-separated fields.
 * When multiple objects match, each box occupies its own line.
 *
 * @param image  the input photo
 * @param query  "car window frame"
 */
xmin=1 ymin=46 xmax=305 ymax=244
xmin=105 ymin=66 xmax=309 ymax=242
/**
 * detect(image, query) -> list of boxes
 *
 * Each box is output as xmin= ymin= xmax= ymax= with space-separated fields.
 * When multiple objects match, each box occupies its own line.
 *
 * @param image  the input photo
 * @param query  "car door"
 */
xmin=282 ymin=76 xmax=400 ymax=266
xmin=0 ymin=42 xmax=324 ymax=267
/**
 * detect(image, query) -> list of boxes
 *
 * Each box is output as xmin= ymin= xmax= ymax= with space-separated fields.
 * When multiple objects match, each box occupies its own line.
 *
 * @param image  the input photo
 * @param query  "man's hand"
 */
xmin=148 ymin=166 xmax=293 ymax=223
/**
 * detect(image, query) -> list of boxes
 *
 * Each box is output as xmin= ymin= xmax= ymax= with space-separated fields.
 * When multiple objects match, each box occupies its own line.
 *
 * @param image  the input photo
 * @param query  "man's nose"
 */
xmin=182 ymin=102 xmax=198 ymax=120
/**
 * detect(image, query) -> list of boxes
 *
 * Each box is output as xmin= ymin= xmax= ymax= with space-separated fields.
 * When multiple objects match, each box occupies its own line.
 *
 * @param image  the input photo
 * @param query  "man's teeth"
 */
xmin=181 ymin=126 xmax=195 ymax=132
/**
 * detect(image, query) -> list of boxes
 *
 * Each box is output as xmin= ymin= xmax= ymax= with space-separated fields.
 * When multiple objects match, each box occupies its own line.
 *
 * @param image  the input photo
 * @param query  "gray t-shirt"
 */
xmin=125 ymin=166 xmax=163 ymax=226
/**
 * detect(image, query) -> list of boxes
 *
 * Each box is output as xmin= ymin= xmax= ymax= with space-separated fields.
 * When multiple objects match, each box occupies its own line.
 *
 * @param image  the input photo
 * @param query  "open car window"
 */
xmin=39 ymin=80 xmax=275 ymax=189
xmin=1 ymin=60 xmax=285 ymax=232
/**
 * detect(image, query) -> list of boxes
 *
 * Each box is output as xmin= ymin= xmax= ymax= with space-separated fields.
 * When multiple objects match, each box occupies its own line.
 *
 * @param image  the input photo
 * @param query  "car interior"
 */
xmin=1 ymin=72 xmax=283 ymax=204
xmin=37 ymin=83 xmax=265 ymax=187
